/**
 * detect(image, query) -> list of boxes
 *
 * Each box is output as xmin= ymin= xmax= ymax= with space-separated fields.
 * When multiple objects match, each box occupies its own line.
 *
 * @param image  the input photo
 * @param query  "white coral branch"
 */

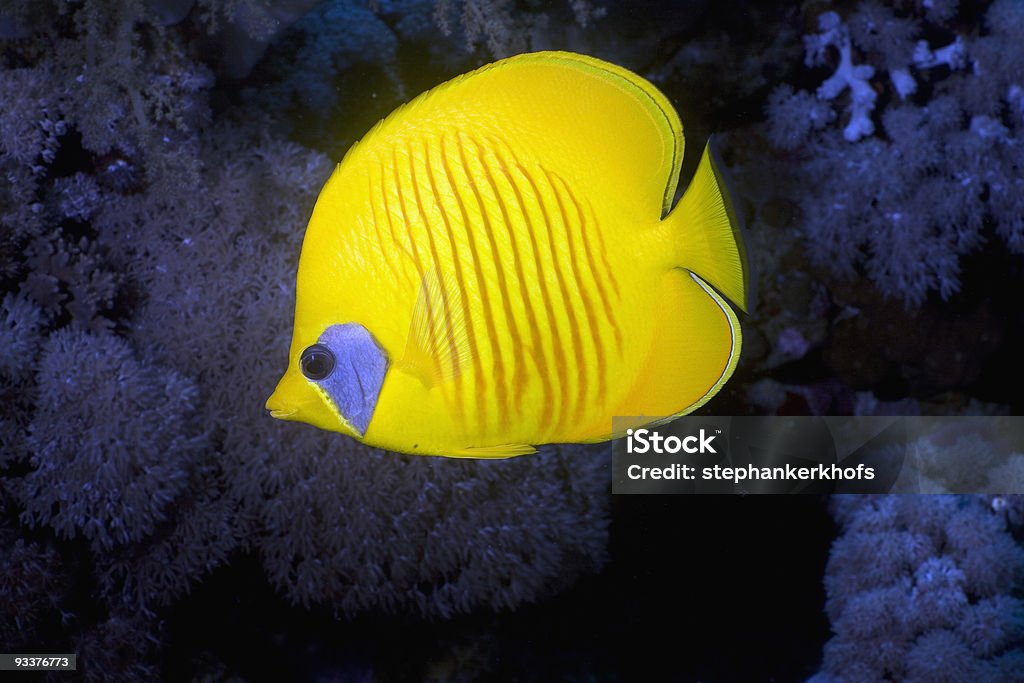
xmin=806 ymin=11 xmax=878 ymax=141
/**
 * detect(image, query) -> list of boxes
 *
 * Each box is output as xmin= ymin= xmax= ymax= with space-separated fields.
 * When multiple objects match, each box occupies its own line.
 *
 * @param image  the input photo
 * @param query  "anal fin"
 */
xmin=612 ymin=269 xmax=740 ymax=419
xmin=448 ymin=443 xmax=539 ymax=459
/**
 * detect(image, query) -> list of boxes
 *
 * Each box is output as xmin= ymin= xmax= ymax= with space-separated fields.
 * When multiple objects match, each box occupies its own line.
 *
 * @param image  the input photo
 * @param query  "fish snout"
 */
xmin=265 ymin=397 xmax=297 ymax=420
xmin=265 ymin=385 xmax=298 ymax=420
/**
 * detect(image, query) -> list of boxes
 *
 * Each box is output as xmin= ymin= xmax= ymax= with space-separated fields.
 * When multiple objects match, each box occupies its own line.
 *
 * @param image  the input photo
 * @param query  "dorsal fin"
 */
xmin=351 ymin=51 xmax=684 ymax=219
xmin=398 ymin=268 xmax=473 ymax=387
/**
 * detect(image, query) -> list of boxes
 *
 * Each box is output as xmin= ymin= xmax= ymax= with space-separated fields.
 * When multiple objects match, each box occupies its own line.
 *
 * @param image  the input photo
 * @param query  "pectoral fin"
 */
xmin=399 ymin=268 xmax=474 ymax=387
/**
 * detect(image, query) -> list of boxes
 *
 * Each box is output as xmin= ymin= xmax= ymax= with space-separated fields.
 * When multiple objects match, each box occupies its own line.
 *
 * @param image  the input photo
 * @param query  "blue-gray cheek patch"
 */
xmin=314 ymin=323 xmax=389 ymax=436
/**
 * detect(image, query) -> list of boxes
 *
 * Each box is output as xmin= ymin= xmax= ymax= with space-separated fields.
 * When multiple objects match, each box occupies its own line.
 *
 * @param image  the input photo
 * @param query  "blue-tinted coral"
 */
xmin=0 ymin=0 xmax=611 ymax=652
xmin=262 ymin=0 xmax=401 ymax=110
xmin=19 ymin=328 xmax=208 ymax=551
xmin=765 ymin=1 xmax=1024 ymax=306
xmin=0 ymin=521 xmax=71 ymax=652
xmin=0 ymin=292 xmax=46 ymax=381
xmin=432 ymin=0 xmax=607 ymax=57
xmin=254 ymin=441 xmax=607 ymax=616
xmin=810 ymin=495 xmax=1024 ymax=682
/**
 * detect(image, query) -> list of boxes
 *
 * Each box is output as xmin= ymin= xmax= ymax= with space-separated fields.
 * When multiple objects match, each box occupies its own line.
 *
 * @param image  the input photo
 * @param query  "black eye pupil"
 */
xmin=300 ymin=344 xmax=335 ymax=380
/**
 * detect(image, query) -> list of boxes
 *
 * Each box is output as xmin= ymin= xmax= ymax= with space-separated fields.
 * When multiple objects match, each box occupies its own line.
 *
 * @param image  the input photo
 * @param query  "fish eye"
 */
xmin=300 ymin=344 xmax=335 ymax=380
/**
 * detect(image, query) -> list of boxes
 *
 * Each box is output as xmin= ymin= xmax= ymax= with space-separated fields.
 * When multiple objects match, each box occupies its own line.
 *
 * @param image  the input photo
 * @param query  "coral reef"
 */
xmin=3 ymin=0 xmax=1024 ymax=679
xmin=0 ymin=0 xmax=611 ymax=674
xmin=0 ymin=517 xmax=72 ymax=654
xmin=810 ymin=495 xmax=1024 ymax=682
xmin=724 ymin=0 xmax=1024 ymax=432
xmin=763 ymin=0 xmax=1024 ymax=306
xmin=433 ymin=0 xmax=605 ymax=56
xmin=20 ymin=327 xmax=208 ymax=551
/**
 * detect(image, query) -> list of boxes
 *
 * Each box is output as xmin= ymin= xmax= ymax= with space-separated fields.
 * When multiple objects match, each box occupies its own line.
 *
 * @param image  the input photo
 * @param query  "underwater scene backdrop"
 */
xmin=2 ymin=0 xmax=1023 ymax=680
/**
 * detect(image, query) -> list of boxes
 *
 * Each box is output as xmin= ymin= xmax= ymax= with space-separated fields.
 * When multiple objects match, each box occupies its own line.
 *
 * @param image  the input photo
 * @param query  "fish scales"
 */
xmin=507 ymin=134 xmax=618 ymax=440
xmin=415 ymin=137 xmax=483 ymax=431
xmin=378 ymin=129 xmax=623 ymax=442
xmin=473 ymin=141 xmax=558 ymax=433
xmin=372 ymin=157 xmax=418 ymax=290
xmin=402 ymin=139 xmax=467 ymax=422
xmin=446 ymin=129 xmax=618 ymax=438
xmin=455 ymin=133 xmax=551 ymax=433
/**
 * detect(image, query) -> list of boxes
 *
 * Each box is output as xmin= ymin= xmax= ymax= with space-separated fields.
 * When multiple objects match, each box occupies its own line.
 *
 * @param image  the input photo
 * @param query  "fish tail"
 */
xmin=667 ymin=140 xmax=750 ymax=313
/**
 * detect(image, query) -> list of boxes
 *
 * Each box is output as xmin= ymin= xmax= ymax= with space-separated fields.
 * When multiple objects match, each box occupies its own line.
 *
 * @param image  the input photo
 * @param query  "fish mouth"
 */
xmin=266 ymin=387 xmax=298 ymax=420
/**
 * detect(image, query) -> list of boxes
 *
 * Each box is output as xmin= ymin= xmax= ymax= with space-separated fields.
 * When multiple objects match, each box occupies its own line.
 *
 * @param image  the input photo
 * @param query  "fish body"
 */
xmin=267 ymin=51 xmax=749 ymax=457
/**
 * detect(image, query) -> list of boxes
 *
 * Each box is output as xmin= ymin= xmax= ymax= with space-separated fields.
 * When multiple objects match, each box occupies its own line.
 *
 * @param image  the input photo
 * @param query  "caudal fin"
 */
xmin=668 ymin=141 xmax=750 ymax=313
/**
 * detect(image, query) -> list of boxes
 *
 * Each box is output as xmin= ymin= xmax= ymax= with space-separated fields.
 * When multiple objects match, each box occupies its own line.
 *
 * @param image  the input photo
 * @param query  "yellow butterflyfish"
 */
xmin=266 ymin=50 xmax=749 ymax=458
